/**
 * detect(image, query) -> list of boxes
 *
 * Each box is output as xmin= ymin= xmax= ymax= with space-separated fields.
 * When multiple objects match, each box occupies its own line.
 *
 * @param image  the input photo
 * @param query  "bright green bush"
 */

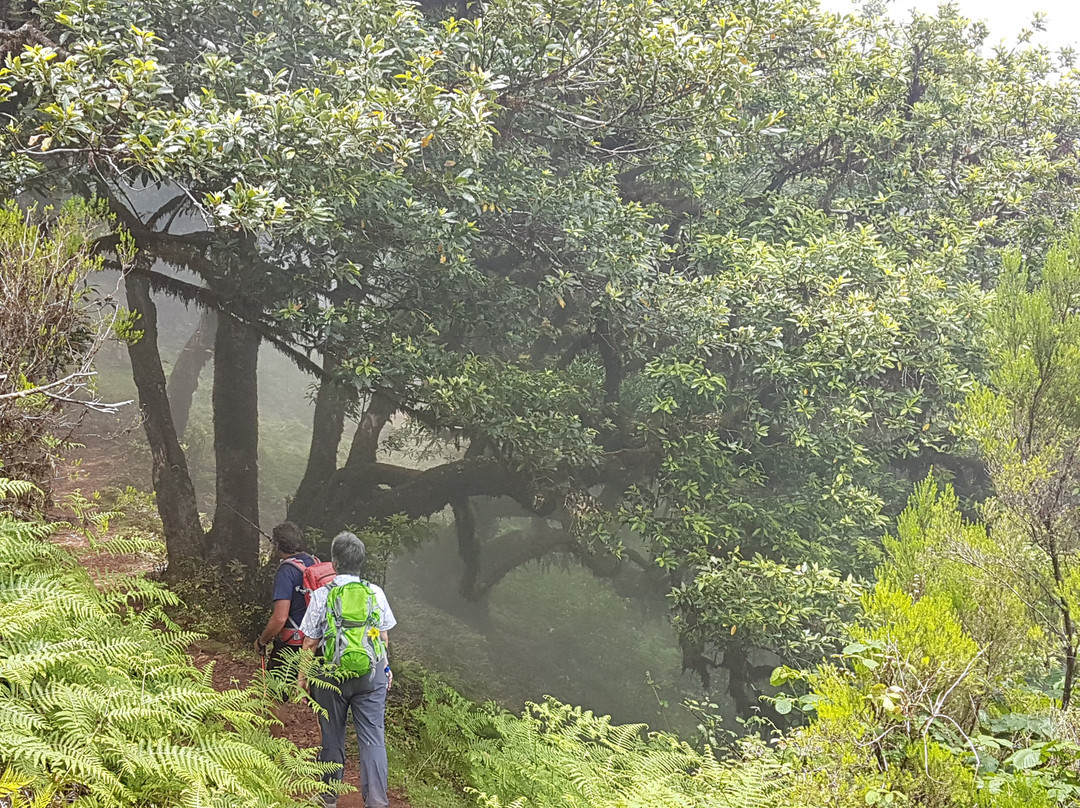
xmin=772 ymin=480 xmax=1080 ymax=808
xmin=882 ymin=480 xmax=1046 ymax=683
xmin=0 ymin=479 xmax=327 ymax=808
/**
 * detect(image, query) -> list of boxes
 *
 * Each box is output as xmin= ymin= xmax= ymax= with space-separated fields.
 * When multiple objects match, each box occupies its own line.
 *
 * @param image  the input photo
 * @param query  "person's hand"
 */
xmin=254 ymin=638 xmax=267 ymax=655
xmin=386 ymin=668 xmax=393 ymax=691
xmin=298 ymin=674 xmax=310 ymax=694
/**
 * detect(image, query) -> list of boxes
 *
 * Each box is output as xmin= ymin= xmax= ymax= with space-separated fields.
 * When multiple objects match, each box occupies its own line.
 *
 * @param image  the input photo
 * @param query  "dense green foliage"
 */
xmin=8 ymin=0 xmax=1080 ymax=692
xmin=758 ymin=236 xmax=1080 ymax=807
xmin=390 ymin=675 xmax=787 ymax=808
xmin=963 ymin=225 xmax=1080 ymax=710
xmin=0 ymin=478 xmax=327 ymax=808
xmin=386 ymin=232 xmax=1080 ymax=806
xmin=771 ymin=480 xmax=1079 ymax=807
xmin=7 ymin=1 xmax=1080 ymax=806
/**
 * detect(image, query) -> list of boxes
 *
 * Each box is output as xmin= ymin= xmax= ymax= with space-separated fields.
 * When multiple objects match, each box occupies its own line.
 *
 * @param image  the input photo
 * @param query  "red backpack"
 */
xmin=278 ymin=556 xmax=337 ymax=646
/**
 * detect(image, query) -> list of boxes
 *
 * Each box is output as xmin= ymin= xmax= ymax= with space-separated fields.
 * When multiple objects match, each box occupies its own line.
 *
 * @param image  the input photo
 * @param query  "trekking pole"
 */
xmin=259 ymin=643 xmax=269 ymax=703
xmin=221 ymin=502 xmax=274 ymax=542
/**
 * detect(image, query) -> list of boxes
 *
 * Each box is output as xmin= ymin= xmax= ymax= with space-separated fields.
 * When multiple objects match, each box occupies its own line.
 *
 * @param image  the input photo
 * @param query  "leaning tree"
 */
xmin=5 ymin=0 xmax=1080 ymax=704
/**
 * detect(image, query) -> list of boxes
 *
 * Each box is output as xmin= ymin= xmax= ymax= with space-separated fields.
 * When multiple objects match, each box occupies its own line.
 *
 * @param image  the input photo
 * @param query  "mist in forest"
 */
xmin=86 ymin=283 xmax=721 ymax=736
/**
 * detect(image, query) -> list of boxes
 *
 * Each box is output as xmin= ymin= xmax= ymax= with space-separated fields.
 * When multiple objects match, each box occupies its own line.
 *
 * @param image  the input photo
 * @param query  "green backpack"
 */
xmin=324 ymin=581 xmax=385 ymax=676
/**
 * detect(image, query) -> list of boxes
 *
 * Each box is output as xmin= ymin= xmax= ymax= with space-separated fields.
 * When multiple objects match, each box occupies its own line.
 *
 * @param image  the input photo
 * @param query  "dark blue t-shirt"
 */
xmin=273 ymin=553 xmax=316 ymax=629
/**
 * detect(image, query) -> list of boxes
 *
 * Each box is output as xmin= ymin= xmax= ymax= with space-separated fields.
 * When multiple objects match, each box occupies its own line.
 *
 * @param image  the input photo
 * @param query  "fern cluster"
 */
xmin=410 ymin=680 xmax=788 ymax=808
xmin=0 ymin=479 xmax=327 ymax=808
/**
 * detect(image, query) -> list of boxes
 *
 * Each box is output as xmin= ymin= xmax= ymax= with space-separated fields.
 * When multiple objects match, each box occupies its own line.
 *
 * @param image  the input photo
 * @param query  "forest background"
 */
xmin=5 ymin=0 xmax=1080 ymax=806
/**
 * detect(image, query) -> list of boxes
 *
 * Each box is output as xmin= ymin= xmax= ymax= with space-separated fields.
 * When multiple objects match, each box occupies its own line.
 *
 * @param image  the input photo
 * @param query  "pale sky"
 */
xmin=819 ymin=0 xmax=1080 ymax=52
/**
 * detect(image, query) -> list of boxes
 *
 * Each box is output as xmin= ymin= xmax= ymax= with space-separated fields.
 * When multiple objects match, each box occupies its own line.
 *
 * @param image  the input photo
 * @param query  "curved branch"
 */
xmin=303 ymin=458 xmax=530 ymax=533
xmin=302 ymin=445 xmax=660 ymax=535
xmin=125 ymin=263 xmax=328 ymax=380
xmin=465 ymin=526 xmax=576 ymax=600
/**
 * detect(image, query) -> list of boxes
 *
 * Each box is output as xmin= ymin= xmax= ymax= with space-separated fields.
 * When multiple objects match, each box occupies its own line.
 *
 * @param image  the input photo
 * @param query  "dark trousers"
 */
xmin=311 ymin=666 xmax=389 ymax=808
xmin=266 ymin=639 xmax=294 ymax=673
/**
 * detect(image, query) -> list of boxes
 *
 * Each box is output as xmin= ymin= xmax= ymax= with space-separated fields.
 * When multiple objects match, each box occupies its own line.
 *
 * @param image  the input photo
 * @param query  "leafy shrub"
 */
xmin=772 ymin=481 xmax=1080 ymax=808
xmin=0 ymin=479 xmax=327 ymax=807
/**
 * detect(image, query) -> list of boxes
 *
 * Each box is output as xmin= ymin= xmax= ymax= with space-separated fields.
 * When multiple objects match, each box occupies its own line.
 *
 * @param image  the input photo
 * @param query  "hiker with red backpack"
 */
xmin=298 ymin=531 xmax=396 ymax=808
xmin=254 ymin=521 xmax=327 ymax=671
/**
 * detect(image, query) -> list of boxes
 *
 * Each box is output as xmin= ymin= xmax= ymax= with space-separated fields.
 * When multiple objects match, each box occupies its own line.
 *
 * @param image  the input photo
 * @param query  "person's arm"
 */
xmin=255 ymin=599 xmax=291 ymax=652
xmin=381 ymin=630 xmax=392 ymax=690
xmin=375 ymin=587 xmax=395 ymax=691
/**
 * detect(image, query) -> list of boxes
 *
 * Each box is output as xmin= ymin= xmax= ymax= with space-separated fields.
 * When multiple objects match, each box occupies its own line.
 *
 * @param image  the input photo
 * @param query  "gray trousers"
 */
xmin=311 ymin=665 xmax=389 ymax=808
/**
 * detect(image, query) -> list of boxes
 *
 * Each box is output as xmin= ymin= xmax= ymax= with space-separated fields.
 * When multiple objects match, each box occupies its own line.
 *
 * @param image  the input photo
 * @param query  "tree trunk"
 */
xmin=288 ymin=355 xmax=351 ymax=524
xmin=124 ymin=272 xmax=205 ymax=566
xmin=452 ymin=499 xmax=480 ymax=598
xmin=347 ymin=391 xmax=396 ymax=466
xmin=1048 ymin=530 xmax=1076 ymax=709
xmin=207 ymin=313 xmax=261 ymax=572
xmin=167 ymin=309 xmax=216 ymax=438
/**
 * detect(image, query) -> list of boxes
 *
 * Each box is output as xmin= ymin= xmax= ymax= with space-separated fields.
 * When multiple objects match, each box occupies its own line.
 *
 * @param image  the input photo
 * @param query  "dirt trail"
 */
xmin=191 ymin=647 xmax=412 ymax=808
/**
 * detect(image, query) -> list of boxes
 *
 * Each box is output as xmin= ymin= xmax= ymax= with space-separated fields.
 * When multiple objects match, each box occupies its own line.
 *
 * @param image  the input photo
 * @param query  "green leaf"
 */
xmin=1006 ymin=747 xmax=1042 ymax=771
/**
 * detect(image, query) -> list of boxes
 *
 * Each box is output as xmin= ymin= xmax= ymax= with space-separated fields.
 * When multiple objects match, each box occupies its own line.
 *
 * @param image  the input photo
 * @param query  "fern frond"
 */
xmin=0 ymin=504 xmax=325 ymax=806
xmin=0 ymin=479 xmax=40 ymax=500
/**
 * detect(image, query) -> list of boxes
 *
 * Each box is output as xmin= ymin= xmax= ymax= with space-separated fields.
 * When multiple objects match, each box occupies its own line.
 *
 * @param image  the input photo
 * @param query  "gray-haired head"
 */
xmin=331 ymin=531 xmax=366 ymax=576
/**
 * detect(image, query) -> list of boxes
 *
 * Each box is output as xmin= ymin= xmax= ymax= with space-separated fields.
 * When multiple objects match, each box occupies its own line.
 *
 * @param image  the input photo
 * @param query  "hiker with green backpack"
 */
xmin=298 ymin=531 xmax=396 ymax=808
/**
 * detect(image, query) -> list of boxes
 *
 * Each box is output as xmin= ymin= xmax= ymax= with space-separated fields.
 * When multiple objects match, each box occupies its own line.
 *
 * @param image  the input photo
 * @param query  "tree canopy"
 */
xmin=4 ymin=0 xmax=1080 ymax=699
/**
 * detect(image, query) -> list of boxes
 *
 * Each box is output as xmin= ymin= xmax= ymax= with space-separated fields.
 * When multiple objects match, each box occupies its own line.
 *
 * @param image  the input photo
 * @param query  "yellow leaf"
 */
xmin=40 ymin=136 xmax=53 ymax=151
xmin=420 ymin=133 xmax=434 ymax=148
xmin=557 ymin=296 xmax=565 ymax=308
xmin=730 ymin=625 xmax=737 ymax=635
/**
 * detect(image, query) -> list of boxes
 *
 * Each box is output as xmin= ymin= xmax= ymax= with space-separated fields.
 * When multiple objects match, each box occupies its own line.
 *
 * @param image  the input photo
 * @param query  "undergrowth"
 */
xmin=0 ymin=478 xmax=329 ymax=808
xmin=386 ymin=663 xmax=789 ymax=808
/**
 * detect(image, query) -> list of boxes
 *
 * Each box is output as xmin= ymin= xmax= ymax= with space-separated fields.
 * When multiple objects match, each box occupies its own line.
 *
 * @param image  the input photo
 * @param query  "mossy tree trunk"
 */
xmin=288 ymin=354 xmax=351 ymax=525
xmin=124 ymin=272 xmax=206 ymax=566
xmin=207 ymin=312 xmax=261 ymax=574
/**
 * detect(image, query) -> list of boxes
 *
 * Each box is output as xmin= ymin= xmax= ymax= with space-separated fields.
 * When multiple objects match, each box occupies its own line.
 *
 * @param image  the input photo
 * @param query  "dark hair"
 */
xmin=330 ymin=531 xmax=366 ymax=576
xmin=271 ymin=521 xmax=305 ymax=554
